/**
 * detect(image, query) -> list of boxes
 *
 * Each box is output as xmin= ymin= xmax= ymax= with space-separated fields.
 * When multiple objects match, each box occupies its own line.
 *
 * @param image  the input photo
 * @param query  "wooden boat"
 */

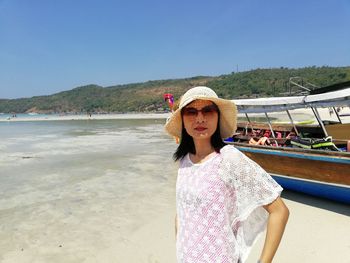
xmin=228 ymin=83 xmax=350 ymax=204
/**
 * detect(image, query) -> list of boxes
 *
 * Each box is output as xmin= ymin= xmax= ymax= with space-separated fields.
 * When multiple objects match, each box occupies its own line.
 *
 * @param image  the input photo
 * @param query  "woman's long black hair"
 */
xmin=173 ymin=108 xmax=227 ymax=161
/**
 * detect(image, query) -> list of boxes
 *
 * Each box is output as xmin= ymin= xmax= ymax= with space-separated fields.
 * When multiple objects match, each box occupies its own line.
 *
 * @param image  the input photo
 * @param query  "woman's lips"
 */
xmin=194 ymin=127 xmax=207 ymax=131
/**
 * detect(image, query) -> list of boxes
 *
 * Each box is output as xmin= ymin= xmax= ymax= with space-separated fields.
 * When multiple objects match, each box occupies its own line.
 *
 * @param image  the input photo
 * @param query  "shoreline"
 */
xmin=0 ymin=113 xmax=171 ymax=122
xmin=1 ymin=108 xmax=349 ymax=123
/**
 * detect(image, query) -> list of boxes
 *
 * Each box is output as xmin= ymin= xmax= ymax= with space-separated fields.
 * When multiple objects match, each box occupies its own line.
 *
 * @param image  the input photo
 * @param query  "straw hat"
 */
xmin=164 ymin=86 xmax=237 ymax=139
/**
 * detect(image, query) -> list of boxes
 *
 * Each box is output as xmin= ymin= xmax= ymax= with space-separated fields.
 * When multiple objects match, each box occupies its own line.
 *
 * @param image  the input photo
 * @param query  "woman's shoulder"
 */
xmin=221 ymin=144 xmax=235 ymax=151
xmin=219 ymin=144 xmax=248 ymax=164
xmin=220 ymin=144 xmax=241 ymax=156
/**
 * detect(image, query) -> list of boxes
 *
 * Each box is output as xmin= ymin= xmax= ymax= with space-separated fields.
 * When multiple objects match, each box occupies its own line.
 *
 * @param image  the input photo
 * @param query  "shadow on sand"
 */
xmin=281 ymin=190 xmax=350 ymax=217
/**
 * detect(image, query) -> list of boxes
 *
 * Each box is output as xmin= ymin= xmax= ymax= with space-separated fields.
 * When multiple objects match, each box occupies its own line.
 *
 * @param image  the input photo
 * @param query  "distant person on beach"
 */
xmin=165 ymin=86 xmax=289 ymax=263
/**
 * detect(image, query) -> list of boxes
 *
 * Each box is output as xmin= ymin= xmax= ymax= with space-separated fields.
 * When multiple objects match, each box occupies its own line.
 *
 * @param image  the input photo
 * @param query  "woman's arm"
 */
xmin=259 ymin=197 xmax=289 ymax=263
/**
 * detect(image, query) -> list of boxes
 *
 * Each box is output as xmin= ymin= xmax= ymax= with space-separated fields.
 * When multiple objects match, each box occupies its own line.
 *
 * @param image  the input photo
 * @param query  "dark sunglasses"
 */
xmin=182 ymin=104 xmax=218 ymax=117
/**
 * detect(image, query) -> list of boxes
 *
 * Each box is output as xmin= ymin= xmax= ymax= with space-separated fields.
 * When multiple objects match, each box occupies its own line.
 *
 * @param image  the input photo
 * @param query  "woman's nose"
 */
xmin=195 ymin=111 xmax=205 ymax=122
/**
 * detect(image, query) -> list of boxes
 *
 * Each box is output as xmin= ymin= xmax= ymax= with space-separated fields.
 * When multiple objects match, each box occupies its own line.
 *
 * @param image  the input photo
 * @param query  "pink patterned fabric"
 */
xmin=176 ymin=145 xmax=282 ymax=263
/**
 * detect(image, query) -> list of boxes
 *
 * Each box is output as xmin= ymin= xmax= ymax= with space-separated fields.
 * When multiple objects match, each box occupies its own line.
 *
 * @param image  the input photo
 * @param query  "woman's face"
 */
xmin=182 ymin=100 xmax=219 ymax=141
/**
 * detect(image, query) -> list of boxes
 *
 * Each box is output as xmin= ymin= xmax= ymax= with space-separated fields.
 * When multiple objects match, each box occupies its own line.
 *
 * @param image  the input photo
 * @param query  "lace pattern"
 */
xmin=176 ymin=145 xmax=282 ymax=263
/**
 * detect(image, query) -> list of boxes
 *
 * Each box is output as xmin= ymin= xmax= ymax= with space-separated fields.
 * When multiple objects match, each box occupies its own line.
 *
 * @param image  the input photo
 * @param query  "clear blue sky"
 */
xmin=0 ymin=0 xmax=349 ymax=99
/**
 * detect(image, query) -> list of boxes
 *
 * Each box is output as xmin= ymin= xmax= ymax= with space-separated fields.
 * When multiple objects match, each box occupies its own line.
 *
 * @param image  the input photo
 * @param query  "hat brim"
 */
xmin=164 ymin=97 xmax=237 ymax=139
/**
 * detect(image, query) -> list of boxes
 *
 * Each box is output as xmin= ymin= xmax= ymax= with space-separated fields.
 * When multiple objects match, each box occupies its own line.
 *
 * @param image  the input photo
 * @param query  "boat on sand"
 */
xmin=228 ymin=83 xmax=350 ymax=204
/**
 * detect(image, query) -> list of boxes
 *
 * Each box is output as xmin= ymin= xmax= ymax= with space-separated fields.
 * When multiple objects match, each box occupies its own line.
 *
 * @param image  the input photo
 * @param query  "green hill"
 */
xmin=1 ymin=66 xmax=349 ymax=113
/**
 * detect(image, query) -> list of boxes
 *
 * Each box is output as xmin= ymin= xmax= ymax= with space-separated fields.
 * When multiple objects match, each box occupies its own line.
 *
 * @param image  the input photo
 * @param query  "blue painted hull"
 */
xmin=272 ymin=174 xmax=350 ymax=204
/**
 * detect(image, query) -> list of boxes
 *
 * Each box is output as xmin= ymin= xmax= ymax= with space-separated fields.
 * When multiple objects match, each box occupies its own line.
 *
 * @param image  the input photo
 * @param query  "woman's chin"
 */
xmin=192 ymin=132 xmax=212 ymax=140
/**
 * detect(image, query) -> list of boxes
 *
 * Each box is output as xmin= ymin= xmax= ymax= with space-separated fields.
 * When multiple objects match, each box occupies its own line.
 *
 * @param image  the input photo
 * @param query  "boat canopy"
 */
xmin=232 ymin=87 xmax=350 ymax=113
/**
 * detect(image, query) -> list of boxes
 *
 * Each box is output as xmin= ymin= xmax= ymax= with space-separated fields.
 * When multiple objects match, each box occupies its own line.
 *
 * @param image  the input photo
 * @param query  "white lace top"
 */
xmin=176 ymin=145 xmax=282 ymax=263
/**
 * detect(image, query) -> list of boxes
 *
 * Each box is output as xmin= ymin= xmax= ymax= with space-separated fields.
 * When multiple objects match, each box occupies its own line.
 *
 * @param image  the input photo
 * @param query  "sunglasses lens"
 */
xmin=183 ymin=105 xmax=218 ymax=117
xmin=202 ymin=105 xmax=217 ymax=114
xmin=183 ymin=108 xmax=198 ymax=116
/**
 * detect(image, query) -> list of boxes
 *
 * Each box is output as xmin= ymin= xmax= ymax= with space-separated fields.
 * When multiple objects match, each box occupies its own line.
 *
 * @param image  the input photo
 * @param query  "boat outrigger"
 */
xmin=229 ymin=83 xmax=350 ymax=204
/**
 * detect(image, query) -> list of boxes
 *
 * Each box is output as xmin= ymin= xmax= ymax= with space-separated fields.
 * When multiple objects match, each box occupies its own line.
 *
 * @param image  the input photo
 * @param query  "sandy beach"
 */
xmin=3 ymin=184 xmax=348 ymax=263
xmin=120 ymin=190 xmax=350 ymax=263
xmin=247 ymin=191 xmax=350 ymax=263
xmin=1 ymin=109 xmax=349 ymax=263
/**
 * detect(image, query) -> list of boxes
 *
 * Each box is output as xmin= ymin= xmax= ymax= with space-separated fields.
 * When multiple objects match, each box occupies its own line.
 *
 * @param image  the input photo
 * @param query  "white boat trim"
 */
xmin=232 ymin=86 xmax=350 ymax=113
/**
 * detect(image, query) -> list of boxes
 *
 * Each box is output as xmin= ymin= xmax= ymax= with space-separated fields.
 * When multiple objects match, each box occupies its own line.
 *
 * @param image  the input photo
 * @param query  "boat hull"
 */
xmin=233 ymin=143 xmax=350 ymax=204
xmin=271 ymin=174 xmax=350 ymax=204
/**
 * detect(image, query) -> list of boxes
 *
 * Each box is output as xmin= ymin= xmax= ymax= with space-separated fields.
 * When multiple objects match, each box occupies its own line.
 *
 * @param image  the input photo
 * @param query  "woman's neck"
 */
xmin=192 ymin=139 xmax=215 ymax=159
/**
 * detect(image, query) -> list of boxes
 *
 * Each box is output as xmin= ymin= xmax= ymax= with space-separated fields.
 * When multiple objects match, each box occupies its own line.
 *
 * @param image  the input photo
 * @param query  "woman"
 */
xmin=165 ymin=86 xmax=289 ymax=263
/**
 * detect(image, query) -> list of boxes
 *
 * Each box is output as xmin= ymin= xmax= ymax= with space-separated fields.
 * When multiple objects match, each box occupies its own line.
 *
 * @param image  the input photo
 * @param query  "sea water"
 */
xmin=0 ymin=113 xmax=58 ymax=120
xmin=0 ymin=118 xmax=178 ymax=262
